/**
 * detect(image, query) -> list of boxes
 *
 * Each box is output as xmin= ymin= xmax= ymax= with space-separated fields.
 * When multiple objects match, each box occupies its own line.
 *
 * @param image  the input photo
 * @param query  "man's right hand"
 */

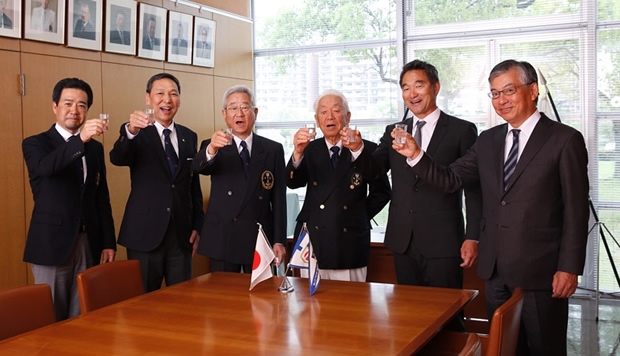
xmin=127 ymin=110 xmax=150 ymax=135
xmin=207 ymin=130 xmax=231 ymax=155
xmin=292 ymin=128 xmax=314 ymax=161
xmin=391 ymin=128 xmax=422 ymax=160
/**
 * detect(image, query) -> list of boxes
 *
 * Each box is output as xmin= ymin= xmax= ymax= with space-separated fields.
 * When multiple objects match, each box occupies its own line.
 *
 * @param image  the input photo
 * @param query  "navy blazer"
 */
xmin=110 ymin=123 xmax=204 ymax=252
xmin=287 ymin=139 xmax=391 ymax=269
xmin=193 ymin=134 xmax=287 ymax=265
xmin=412 ymin=113 xmax=590 ymax=290
xmin=23 ymin=125 xmax=116 ymax=266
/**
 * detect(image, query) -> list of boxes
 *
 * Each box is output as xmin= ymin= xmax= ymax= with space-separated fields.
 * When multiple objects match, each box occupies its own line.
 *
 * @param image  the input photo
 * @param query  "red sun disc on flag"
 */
xmin=252 ymin=251 xmax=261 ymax=270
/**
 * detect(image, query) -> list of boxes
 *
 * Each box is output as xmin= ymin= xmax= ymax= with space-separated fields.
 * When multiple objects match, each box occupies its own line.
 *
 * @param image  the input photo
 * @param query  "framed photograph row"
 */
xmin=0 ymin=0 xmax=216 ymax=67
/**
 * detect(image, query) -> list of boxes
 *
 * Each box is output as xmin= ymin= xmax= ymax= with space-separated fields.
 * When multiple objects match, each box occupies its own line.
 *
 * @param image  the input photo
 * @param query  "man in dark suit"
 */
xmin=109 ymin=10 xmax=130 ymax=45
xmin=73 ymin=2 xmax=95 ymax=40
xmin=22 ymin=78 xmax=116 ymax=321
xmin=110 ymin=73 xmax=204 ymax=292
xmin=193 ymin=85 xmax=286 ymax=273
xmin=142 ymin=16 xmax=160 ymax=50
xmin=356 ymin=60 xmax=481 ymax=327
xmin=287 ymin=89 xmax=391 ymax=281
xmin=388 ymin=59 xmax=590 ymax=355
xmin=195 ymin=27 xmax=211 ymax=59
xmin=171 ymin=23 xmax=188 ymax=56
xmin=0 ymin=0 xmax=12 ymax=29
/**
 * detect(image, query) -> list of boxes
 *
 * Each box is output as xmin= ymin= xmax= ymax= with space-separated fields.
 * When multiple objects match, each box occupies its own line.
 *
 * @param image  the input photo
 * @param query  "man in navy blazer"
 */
xmin=110 ymin=73 xmax=204 ymax=292
xmin=193 ymin=85 xmax=286 ymax=273
xmin=286 ymin=89 xmax=391 ymax=281
xmin=22 ymin=78 xmax=116 ymax=320
xmin=387 ymin=60 xmax=590 ymax=355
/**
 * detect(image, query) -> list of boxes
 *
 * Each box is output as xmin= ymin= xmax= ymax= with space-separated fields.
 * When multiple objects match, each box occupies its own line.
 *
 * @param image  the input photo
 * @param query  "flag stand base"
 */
xmin=278 ymin=264 xmax=294 ymax=293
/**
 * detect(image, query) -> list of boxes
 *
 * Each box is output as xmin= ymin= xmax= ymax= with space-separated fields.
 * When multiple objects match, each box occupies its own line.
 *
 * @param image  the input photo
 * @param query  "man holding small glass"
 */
xmin=22 ymin=77 xmax=115 ymax=320
xmin=110 ymin=73 xmax=203 ymax=292
xmin=356 ymin=60 xmax=481 ymax=330
xmin=193 ymin=85 xmax=287 ymax=273
xmin=286 ymin=89 xmax=391 ymax=282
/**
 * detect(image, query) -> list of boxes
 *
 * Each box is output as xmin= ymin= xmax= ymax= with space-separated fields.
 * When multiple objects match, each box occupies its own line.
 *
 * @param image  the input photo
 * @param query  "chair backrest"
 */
xmin=461 ymin=332 xmax=482 ymax=356
xmin=77 ymin=260 xmax=144 ymax=313
xmin=486 ymin=287 xmax=524 ymax=356
xmin=0 ymin=284 xmax=56 ymax=341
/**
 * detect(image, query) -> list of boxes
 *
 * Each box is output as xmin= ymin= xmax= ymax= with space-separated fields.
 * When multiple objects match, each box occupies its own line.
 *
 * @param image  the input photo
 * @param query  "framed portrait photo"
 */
xmin=0 ymin=0 xmax=21 ymax=38
xmin=138 ymin=3 xmax=166 ymax=61
xmin=192 ymin=17 xmax=216 ymax=68
xmin=24 ymin=0 xmax=66 ymax=44
xmin=105 ymin=0 xmax=136 ymax=55
xmin=67 ymin=0 xmax=102 ymax=51
xmin=167 ymin=11 xmax=193 ymax=65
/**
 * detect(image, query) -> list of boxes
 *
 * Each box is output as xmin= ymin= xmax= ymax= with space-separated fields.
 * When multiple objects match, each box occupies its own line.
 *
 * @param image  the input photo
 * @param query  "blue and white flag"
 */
xmin=289 ymin=224 xmax=321 ymax=295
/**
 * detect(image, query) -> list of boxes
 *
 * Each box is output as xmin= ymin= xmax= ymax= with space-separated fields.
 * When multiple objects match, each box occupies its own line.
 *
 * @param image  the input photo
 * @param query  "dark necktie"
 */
xmin=503 ymin=129 xmax=521 ymax=190
xmin=119 ymin=30 xmax=124 ymax=44
xmin=240 ymin=140 xmax=251 ymax=177
xmin=163 ymin=129 xmax=179 ymax=177
xmin=330 ymin=146 xmax=340 ymax=169
xmin=414 ymin=120 xmax=426 ymax=147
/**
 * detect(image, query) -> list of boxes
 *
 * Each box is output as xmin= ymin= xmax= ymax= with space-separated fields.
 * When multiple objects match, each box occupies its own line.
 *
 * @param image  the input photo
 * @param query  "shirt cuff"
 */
xmin=124 ymin=123 xmax=138 ymax=139
xmin=350 ymin=143 xmax=364 ymax=161
xmin=406 ymin=150 xmax=424 ymax=167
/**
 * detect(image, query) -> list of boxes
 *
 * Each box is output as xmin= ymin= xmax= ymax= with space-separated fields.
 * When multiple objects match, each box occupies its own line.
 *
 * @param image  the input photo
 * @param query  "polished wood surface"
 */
xmin=0 ymin=272 xmax=476 ymax=355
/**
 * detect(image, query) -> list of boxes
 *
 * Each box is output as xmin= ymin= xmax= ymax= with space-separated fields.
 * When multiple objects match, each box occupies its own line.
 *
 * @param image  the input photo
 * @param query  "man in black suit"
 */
xmin=356 ymin=60 xmax=481 ymax=320
xmin=195 ymin=27 xmax=211 ymax=59
xmin=73 ymin=2 xmax=95 ymax=40
xmin=171 ymin=23 xmax=188 ymax=56
xmin=193 ymin=85 xmax=286 ymax=273
xmin=142 ymin=16 xmax=159 ymax=50
xmin=22 ymin=78 xmax=116 ymax=321
xmin=109 ymin=10 xmax=130 ymax=46
xmin=389 ymin=59 xmax=590 ymax=355
xmin=110 ymin=73 xmax=204 ymax=292
xmin=287 ymin=89 xmax=391 ymax=281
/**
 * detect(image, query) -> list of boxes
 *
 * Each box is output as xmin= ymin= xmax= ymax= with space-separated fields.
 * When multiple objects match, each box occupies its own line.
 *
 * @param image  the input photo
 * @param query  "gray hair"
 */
xmin=222 ymin=85 xmax=255 ymax=109
xmin=313 ymin=89 xmax=350 ymax=115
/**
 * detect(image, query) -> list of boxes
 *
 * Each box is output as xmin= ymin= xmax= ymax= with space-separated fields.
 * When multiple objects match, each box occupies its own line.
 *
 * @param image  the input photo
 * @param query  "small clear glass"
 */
xmin=99 ymin=113 xmax=109 ymax=131
xmin=145 ymin=108 xmax=155 ymax=125
xmin=394 ymin=123 xmax=408 ymax=144
xmin=346 ymin=125 xmax=357 ymax=143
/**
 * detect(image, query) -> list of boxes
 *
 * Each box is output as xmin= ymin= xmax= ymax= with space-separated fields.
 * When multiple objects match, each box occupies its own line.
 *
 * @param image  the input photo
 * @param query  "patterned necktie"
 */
xmin=503 ymin=129 xmax=521 ymax=190
xmin=240 ymin=140 xmax=251 ymax=177
xmin=413 ymin=120 xmax=426 ymax=147
xmin=330 ymin=146 xmax=340 ymax=169
xmin=163 ymin=129 xmax=179 ymax=177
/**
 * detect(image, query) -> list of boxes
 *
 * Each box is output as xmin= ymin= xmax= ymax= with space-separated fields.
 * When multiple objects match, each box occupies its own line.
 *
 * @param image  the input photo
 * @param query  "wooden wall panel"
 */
xmin=212 ymin=14 xmax=253 ymax=81
xmin=0 ymin=50 xmax=27 ymax=288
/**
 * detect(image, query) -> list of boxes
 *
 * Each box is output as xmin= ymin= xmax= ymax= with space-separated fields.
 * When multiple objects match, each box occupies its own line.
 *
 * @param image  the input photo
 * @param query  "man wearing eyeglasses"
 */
xmin=368 ymin=59 xmax=589 ymax=355
xmin=192 ymin=85 xmax=287 ymax=274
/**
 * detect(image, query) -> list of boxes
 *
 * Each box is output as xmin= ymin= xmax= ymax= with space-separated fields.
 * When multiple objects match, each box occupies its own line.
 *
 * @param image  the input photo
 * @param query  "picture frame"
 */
xmin=192 ymin=17 xmax=216 ymax=68
xmin=105 ymin=0 xmax=136 ymax=55
xmin=24 ymin=0 xmax=65 ymax=44
xmin=0 ymin=0 xmax=21 ymax=38
xmin=67 ymin=0 xmax=102 ymax=51
xmin=167 ymin=11 xmax=193 ymax=65
xmin=137 ymin=3 xmax=166 ymax=61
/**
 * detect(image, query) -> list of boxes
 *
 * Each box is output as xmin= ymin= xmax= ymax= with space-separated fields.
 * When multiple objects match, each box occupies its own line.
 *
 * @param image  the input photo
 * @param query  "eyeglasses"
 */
xmin=488 ymin=83 xmax=532 ymax=99
xmin=225 ymin=105 xmax=253 ymax=113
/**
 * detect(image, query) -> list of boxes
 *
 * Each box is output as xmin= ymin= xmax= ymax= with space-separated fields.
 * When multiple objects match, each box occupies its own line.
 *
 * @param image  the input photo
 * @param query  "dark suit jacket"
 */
xmin=22 ymin=125 xmax=116 ymax=266
xmin=110 ymin=124 xmax=204 ymax=252
xmin=171 ymin=38 xmax=188 ymax=55
xmin=287 ymin=139 xmax=391 ymax=269
xmin=1 ymin=13 xmax=12 ymax=29
xmin=74 ymin=19 xmax=95 ymax=40
xmin=360 ymin=112 xmax=481 ymax=259
xmin=142 ymin=35 xmax=160 ymax=50
xmin=109 ymin=29 xmax=130 ymax=45
xmin=193 ymin=134 xmax=287 ymax=265
xmin=411 ymin=113 xmax=590 ymax=290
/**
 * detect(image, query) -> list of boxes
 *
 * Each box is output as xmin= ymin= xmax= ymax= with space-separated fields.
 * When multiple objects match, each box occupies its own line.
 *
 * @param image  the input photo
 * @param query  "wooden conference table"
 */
xmin=0 ymin=272 xmax=476 ymax=355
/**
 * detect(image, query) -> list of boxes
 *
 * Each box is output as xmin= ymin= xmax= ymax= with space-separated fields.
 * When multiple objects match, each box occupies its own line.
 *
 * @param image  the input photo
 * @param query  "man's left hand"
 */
xmin=189 ymin=230 xmax=200 ymax=258
xmin=272 ymin=243 xmax=286 ymax=267
xmin=460 ymin=240 xmax=478 ymax=268
xmin=552 ymin=271 xmax=578 ymax=298
xmin=100 ymin=249 xmax=116 ymax=264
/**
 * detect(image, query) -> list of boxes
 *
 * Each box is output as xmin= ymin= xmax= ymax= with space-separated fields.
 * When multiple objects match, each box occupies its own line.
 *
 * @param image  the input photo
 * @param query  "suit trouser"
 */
xmin=486 ymin=270 xmax=569 ymax=356
xmin=127 ymin=222 xmax=192 ymax=293
xmin=210 ymin=259 xmax=252 ymax=274
xmin=393 ymin=236 xmax=465 ymax=331
xmin=32 ymin=233 xmax=91 ymax=321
